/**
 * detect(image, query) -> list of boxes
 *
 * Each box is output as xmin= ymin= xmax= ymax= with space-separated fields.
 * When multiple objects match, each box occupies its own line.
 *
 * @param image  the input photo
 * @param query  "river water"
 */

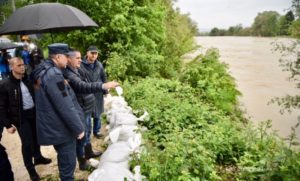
xmin=189 ymin=36 xmax=299 ymax=139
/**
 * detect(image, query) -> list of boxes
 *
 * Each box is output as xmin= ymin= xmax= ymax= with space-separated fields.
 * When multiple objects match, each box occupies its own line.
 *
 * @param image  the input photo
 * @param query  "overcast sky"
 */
xmin=175 ymin=0 xmax=292 ymax=31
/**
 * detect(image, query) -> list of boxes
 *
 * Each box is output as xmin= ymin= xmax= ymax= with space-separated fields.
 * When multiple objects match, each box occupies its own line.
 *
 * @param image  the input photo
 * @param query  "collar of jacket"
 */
xmin=82 ymin=57 xmax=99 ymax=65
xmin=66 ymin=65 xmax=79 ymax=75
xmin=9 ymin=71 xmax=27 ymax=83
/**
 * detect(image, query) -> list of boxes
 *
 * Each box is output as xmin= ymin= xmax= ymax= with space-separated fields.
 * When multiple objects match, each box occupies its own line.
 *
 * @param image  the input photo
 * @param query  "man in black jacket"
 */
xmin=63 ymin=50 xmax=118 ymax=170
xmin=0 ymin=57 xmax=51 ymax=181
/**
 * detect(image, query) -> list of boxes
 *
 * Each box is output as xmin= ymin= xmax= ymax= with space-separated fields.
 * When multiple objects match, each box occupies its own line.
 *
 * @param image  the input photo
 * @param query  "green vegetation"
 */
xmin=125 ymin=50 xmax=300 ymax=180
xmin=271 ymin=0 xmax=300 ymax=155
xmin=1 ymin=0 xmax=299 ymax=180
xmin=209 ymin=5 xmax=300 ymax=37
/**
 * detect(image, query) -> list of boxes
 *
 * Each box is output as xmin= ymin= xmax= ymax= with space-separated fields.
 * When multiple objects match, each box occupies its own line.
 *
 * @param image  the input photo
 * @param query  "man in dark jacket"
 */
xmin=79 ymin=46 xmax=107 ymax=153
xmin=0 ymin=57 xmax=51 ymax=181
xmin=32 ymin=44 xmax=85 ymax=181
xmin=82 ymin=46 xmax=107 ymax=137
xmin=63 ymin=50 xmax=118 ymax=170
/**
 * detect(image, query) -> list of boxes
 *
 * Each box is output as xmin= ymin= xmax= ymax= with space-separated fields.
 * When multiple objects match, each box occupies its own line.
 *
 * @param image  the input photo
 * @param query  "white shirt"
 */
xmin=20 ymin=81 xmax=34 ymax=110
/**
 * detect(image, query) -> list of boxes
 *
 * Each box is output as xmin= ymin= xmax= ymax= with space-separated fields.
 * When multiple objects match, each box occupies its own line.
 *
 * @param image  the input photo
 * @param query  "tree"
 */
xmin=292 ymin=0 xmax=300 ymax=18
xmin=252 ymin=11 xmax=280 ymax=36
xmin=278 ymin=11 xmax=294 ymax=36
xmin=17 ymin=0 xmax=197 ymax=81
xmin=290 ymin=0 xmax=300 ymax=38
xmin=272 ymin=0 xmax=300 ymax=144
xmin=227 ymin=24 xmax=243 ymax=36
xmin=209 ymin=27 xmax=219 ymax=36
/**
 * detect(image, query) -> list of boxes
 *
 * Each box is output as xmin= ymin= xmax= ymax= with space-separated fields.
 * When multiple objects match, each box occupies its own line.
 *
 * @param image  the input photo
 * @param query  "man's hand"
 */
xmin=7 ymin=125 xmax=17 ymax=134
xmin=103 ymin=81 xmax=119 ymax=90
xmin=77 ymin=131 xmax=84 ymax=140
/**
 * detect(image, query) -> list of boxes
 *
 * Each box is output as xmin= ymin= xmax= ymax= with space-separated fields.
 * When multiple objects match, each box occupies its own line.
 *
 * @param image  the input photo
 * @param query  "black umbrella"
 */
xmin=0 ymin=42 xmax=22 ymax=50
xmin=0 ymin=2 xmax=98 ymax=35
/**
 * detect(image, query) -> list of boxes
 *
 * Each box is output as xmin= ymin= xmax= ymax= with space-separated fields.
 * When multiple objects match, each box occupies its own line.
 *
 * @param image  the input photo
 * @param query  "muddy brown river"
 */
xmin=191 ymin=36 xmax=300 ymax=140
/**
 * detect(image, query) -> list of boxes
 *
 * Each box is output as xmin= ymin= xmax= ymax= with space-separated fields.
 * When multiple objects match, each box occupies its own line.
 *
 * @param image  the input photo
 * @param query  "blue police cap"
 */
xmin=48 ymin=43 xmax=70 ymax=55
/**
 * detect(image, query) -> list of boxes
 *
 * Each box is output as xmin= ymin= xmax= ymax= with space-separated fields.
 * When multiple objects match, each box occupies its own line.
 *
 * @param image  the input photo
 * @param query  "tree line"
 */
xmin=208 ymin=8 xmax=299 ymax=37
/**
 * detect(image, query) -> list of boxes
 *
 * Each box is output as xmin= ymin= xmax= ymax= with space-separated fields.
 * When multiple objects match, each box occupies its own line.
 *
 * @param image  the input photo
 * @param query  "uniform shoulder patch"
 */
xmin=57 ymin=81 xmax=65 ymax=91
xmin=62 ymin=91 xmax=68 ymax=97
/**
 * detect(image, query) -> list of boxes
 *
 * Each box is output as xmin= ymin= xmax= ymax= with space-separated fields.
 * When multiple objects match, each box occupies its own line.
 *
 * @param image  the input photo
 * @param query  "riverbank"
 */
xmin=186 ymin=36 xmax=299 ymax=140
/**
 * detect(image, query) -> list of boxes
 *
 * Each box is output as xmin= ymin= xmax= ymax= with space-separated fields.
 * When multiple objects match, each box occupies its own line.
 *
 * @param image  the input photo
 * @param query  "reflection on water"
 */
xmin=194 ymin=36 xmax=299 ymax=139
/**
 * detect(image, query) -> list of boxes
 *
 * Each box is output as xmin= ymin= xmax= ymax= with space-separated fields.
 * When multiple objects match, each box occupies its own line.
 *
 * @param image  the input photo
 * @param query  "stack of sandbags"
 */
xmin=88 ymin=87 xmax=147 ymax=181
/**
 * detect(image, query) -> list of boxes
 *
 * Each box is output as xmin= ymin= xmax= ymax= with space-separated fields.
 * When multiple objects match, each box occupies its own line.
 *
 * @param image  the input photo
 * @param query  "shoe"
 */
xmin=78 ymin=157 xmax=93 ymax=171
xmin=94 ymin=132 xmax=103 ymax=139
xmin=85 ymin=143 xmax=102 ymax=159
xmin=34 ymin=156 xmax=52 ymax=165
xmin=28 ymin=168 xmax=40 ymax=181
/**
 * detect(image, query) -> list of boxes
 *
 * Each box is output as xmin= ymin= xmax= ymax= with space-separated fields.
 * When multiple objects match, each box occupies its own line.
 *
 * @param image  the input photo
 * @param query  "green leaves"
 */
xmin=180 ymin=49 xmax=241 ymax=114
xmin=123 ymin=51 xmax=300 ymax=180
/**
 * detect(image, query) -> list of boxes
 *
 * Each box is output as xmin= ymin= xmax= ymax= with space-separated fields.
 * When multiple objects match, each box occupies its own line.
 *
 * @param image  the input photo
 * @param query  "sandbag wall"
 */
xmin=88 ymin=93 xmax=147 ymax=181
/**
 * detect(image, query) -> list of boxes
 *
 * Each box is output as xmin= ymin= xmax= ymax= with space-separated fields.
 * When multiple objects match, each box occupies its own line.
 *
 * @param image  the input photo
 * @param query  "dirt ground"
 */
xmin=1 ymin=127 xmax=106 ymax=181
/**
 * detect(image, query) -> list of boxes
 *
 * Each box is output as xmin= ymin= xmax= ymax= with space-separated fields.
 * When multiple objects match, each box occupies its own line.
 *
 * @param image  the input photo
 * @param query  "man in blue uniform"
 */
xmin=32 ymin=43 xmax=85 ymax=181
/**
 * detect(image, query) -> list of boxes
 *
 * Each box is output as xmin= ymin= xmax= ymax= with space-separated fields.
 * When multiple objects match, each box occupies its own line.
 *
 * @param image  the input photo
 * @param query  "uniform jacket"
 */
xmin=0 ymin=72 xmax=35 ymax=128
xmin=79 ymin=58 xmax=107 ymax=117
xmin=32 ymin=59 xmax=84 ymax=145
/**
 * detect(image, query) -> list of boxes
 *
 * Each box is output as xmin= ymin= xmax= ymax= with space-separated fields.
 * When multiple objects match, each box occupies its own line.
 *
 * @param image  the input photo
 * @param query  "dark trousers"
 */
xmin=86 ymin=114 xmax=101 ymax=143
xmin=54 ymin=139 xmax=76 ymax=181
xmin=17 ymin=108 xmax=42 ymax=172
xmin=0 ymin=144 xmax=14 ymax=181
xmin=92 ymin=116 xmax=101 ymax=135
xmin=76 ymin=136 xmax=85 ymax=159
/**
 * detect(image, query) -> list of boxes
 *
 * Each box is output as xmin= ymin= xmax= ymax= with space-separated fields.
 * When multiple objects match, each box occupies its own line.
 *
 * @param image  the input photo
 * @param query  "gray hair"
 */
xmin=67 ymin=50 xmax=80 ymax=58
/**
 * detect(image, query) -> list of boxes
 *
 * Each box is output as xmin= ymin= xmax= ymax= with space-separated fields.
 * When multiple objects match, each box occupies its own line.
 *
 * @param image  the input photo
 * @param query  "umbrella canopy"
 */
xmin=0 ymin=37 xmax=11 ymax=43
xmin=0 ymin=42 xmax=22 ymax=50
xmin=0 ymin=2 xmax=98 ymax=35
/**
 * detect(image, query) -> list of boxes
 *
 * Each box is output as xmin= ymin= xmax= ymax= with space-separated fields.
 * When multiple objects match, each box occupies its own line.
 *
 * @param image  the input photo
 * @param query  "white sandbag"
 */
xmin=107 ymin=111 xmax=148 ymax=130
xmin=106 ymin=108 xmax=133 ymax=126
xmin=110 ymin=96 xmax=128 ymax=108
xmin=89 ymin=158 xmax=100 ymax=168
xmin=115 ymin=111 xmax=149 ymax=126
xmin=133 ymin=166 xmax=146 ymax=181
xmin=109 ymin=125 xmax=138 ymax=143
xmin=100 ymin=134 xmax=142 ymax=166
xmin=88 ymin=162 xmax=134 ymax=181
xmin=115 ymin=113 xmax=138 ymax=125
xmin=115 ymin=86 xmax=123 ymax=96
xmin=99 ymin=141 xmax=131 ymax=164
xmin=104 ymin=95 xmax=129 ymax=112
xmin=99 ymin=159 xmax=129 ymax=169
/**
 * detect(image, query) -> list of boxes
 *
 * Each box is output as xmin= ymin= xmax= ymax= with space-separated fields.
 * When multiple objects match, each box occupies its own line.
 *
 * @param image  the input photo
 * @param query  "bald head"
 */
xmin=9 ymin=57 xmax=23 ymax=66
xmin=9 ymin=57 xmax=25 ymax=79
